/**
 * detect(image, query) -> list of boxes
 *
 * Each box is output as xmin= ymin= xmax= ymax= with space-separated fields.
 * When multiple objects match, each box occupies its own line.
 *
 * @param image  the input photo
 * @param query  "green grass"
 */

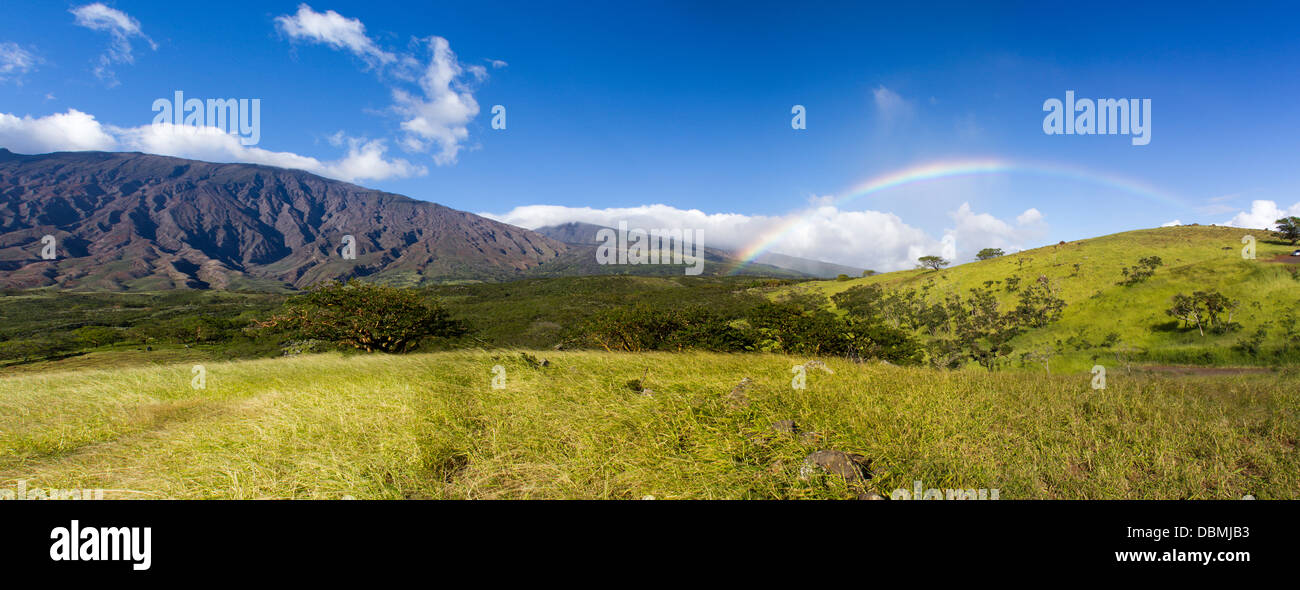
xmin=2 ymin=350 xmax=1296 ymax=499
xmin=782 ymin=225 xmax=1300 ymax=371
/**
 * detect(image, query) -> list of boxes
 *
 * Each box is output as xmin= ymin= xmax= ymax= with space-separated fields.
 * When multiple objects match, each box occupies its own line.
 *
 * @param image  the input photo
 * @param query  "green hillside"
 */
xmin=783 ymin=225 xmax=1300 ymax=371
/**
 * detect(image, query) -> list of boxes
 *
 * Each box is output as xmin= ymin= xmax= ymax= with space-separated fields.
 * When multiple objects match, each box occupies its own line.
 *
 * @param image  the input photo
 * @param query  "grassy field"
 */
xmin=2 ymin=350 xmax=1296 ymax=499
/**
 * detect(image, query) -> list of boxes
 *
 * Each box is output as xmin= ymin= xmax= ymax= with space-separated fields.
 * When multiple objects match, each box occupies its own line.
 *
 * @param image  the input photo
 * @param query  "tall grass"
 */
xmin=2 ymin=350 xmax=1295 ymax=499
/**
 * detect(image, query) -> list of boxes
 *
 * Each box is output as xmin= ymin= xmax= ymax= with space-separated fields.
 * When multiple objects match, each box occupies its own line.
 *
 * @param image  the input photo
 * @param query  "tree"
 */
xmin=976 ymin=248 xmax=1005 ymax=261
xmin=918 ymin=256 xmax=949 ymax=271
xmin=1165 ymin=290 xmax=1240 ymax=337
xmin=1276 ymin=216 xmax=1300 ymax=245
xmin=1118 ymin=255 xmax=1163 ymax=286
xmin=1166 ymin=293 xmax=1204 ymax=336
xmin=254 ymin=280 xmax=466 ymax=353
xmin=861 ymin=269 xmax=877 ymax=277
xmin=832 ymin=284 xmax=885 ymax=319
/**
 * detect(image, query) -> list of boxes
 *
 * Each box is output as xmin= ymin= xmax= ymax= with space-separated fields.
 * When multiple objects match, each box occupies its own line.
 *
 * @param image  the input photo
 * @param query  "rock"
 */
xmin=727 ymin=377 xmax=753 ymax=407
xmin=519 ymin=352 xmax=548 ymax=368
xmin=801 ymin=360 xmax=834 ymax=374
xmin=799 ymin=450 xmax=872 ymax=485
xmin=771 ymin=419 xmax=798 ymax=435
xmin=798 ymin=431 xmax=823 ymax=445
xmin=641 ymin=495 xmax=656 ymax=500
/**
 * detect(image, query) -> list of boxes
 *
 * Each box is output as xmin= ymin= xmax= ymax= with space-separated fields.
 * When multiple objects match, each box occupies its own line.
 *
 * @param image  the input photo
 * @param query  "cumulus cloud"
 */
xmin=274 ymin=4 xmax=485 ymax=166
xmin=0 ymin=42 xmax=39 ymax=83
xmin=1016 ymin=208 xmax=1044 ymax=225
xmin=945 ymin=203 xmax=1048 ymax=258
xmin=392 ymin=36 xmax=480 ymax=165
xmin=70 ymin=3 xmax=156 ymax=85
xmin=275 ymin=4 xmax=396 ymax=68
xmin=0 ymin=109 xmax=424 ymax=183
xmin=0 ymin=110 xmax=116 ymax=152
xmin=483 ymin=201 xmax=1046 ymax=272
xmin=1160 ymin=219 xmax=1182 ymax=227
xmin=1224 ymin=200 xmax=1300 ymax=230
xmin=872 ymin=85 xmax=913 ymax=122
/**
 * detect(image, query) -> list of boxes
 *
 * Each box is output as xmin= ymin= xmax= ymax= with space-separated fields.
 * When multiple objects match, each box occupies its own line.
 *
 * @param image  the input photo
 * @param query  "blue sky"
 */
xmin=2 ymin=1 xmax=1299 ymax=270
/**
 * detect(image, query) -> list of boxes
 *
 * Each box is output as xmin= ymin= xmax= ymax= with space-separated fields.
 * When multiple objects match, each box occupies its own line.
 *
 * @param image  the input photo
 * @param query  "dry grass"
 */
xmin=2 ymin=350 xmax=1297 ymax=499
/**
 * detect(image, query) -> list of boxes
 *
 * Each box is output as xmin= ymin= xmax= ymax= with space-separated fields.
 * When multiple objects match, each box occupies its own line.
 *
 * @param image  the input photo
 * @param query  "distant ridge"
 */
xmin=533 ymin=221 xmax=859 ymax=278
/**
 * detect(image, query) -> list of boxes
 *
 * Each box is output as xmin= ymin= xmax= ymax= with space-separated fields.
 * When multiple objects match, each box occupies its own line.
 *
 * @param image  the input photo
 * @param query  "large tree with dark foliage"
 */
xmin=255 ymin=280 xmax=466 ymax=353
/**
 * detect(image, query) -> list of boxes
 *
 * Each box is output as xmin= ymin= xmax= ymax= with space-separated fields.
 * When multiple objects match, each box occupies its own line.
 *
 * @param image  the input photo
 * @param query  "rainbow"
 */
xmin=727 ymin=158 xmax=1182 ymax=274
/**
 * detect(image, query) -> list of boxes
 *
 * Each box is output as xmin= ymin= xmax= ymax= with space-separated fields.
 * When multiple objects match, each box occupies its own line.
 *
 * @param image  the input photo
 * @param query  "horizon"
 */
xmin=2 ymin=1 xmax=1299 ymax=272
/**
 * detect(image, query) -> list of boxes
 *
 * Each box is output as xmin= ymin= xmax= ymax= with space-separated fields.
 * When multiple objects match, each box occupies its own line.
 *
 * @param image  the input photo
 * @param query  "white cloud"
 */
xmin=483 ymin=201 xmax=1046 ymax=271
xmin=274 ymin=5 xmax=485 ymax=166
xmin=70 ymin=3 xmax=156 ymax=85
xmin=945 ymin=203 xmax=1047 ymax=259
xmin=1160 ymin=219 xmax=1182 ymax=227
xmin=274 ymin=4 xmax=396 ymax=68
xmin=0 ymin=110 xmax=116 ymax=152
xmin=1016 ymin=208 xmax=1044 ymax=225
xmin=1224 ymin=200 xmax=1300 ymax=230
xmin=487 ymin=59 xmax=508 ymax=69
xmin=0 ymin=109 xmax=424 ymax=183
xmin=872 ymin=85 xmax=913 ymax=121
xmin=0 ymin=42 xmax=39 ymax=83
xmin=393 ymin=36 xmax=480 ymax=165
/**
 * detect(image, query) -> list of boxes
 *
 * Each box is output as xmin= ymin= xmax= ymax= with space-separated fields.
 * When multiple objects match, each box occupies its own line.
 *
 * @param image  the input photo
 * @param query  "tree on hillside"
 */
xmin=253 ymin=280 xmax=466 ymax=353
xmin=976 ymin=248 xmax=1005 ymax=261
xmin=1118 ymin=255 xmax=1163 ymax=286
xmin=1165 ymin=290 xmax=1240 ymax=336
xmin=918 ymin=255 xmax=949 ymax=271
xmin=1276 ymin=216 xmax=1300 ymax=245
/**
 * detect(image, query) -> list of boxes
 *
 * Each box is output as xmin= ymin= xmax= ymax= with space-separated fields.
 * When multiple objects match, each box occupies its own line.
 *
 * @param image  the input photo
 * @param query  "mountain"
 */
xmin=0 ymin=150 xmax=814 ymax=290
xmin=750 ymin=251 xmax=866 ymax=279
xmin=0 ymin=149 xmax=574 ymax=290
xmin=532 ymin=222 xmax=863 ymax=278
xmin=531 ymin=221 xmax=611 ymax=245
xmin=531 ymin=222 xmax=811 ymax=278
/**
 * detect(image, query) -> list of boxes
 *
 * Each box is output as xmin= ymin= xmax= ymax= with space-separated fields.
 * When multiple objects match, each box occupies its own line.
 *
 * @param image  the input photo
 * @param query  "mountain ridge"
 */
xmin=0 ymin=150 xmax=806 ymax=290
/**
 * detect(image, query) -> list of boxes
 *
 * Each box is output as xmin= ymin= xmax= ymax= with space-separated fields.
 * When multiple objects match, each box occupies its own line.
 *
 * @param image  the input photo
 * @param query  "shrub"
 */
xmin=1118 ymin=256 xmax=1163 ymax=286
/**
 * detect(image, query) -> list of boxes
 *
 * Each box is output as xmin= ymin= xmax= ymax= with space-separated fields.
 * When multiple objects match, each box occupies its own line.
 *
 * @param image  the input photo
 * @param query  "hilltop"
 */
xmin=782 ymin=225 xmax=1300 ymax=369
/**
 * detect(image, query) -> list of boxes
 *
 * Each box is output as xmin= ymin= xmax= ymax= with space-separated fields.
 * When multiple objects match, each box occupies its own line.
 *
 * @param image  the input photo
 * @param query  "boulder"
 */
xmin=799 ymin=450 xmax=872 ymax=486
